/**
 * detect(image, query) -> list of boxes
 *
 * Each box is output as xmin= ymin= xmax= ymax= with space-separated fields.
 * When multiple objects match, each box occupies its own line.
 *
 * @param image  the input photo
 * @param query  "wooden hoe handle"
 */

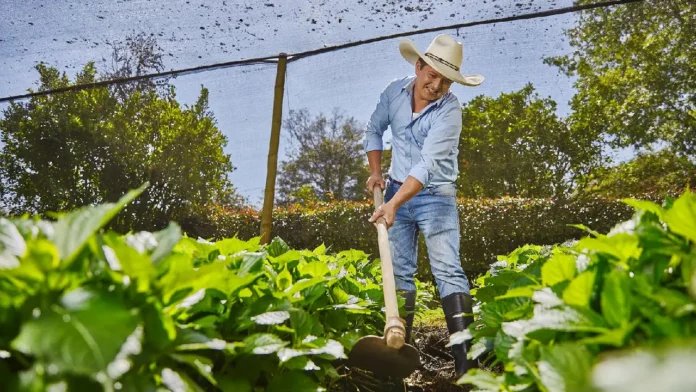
xmin=373 ymin=187 xmax=406 ymax=349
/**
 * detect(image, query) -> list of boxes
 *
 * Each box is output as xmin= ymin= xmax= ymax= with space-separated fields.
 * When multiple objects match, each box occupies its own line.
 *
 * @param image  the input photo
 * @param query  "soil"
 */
xmin=329 ymin=324 xmax=473 ymax=392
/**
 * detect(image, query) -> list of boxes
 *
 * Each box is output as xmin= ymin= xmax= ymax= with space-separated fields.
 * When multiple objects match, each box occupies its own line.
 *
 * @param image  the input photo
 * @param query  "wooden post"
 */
xmin=260 ymin=53 xmax=288 ymax=245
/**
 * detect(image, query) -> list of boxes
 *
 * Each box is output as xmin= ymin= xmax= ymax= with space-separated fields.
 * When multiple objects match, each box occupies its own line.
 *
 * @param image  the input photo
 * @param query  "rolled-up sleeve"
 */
xmin=363 ymin=82 xmax=393 ymax=153
xmin=408 ymin=99 xmax=462 ymax=187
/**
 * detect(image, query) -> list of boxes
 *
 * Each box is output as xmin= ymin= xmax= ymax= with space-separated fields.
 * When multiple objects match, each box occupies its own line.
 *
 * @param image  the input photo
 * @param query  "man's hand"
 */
xmin=366 ymin=173 xmax=385 ymax=192
xmin=369 ymin=201 xmax=396 ymax=228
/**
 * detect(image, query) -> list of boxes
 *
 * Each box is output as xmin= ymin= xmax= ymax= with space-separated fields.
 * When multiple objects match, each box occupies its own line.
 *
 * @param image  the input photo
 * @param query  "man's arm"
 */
xmin=367 ymin=150 xmax=384 ymax=190
xmin=364 ymin=82 xmax=394 ymax=191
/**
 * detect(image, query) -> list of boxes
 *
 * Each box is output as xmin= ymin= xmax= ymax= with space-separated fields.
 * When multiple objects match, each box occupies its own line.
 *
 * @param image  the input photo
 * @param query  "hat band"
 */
xmin=425 ymin=52 xmax=459 ymax=72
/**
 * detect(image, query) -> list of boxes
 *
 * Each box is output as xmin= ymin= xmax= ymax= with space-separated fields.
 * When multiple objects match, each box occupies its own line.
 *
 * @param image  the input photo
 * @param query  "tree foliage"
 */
xmin=457 ymin=84 xmax=602 ymax=198
xmin=0 ymin=34 xmax=243 ymax=232
xmin=545 ymin=0 xmax=696 ymax=155
xmin=277 ymin=109 xmax=369 ymax=205
xmin=583 ymin=148 xmax=696 ymax=198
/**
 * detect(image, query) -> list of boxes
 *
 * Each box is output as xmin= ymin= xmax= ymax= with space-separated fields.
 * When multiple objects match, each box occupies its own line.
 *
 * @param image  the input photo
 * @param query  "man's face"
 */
xmin=414 ymin=61 xmax=453 ymax=102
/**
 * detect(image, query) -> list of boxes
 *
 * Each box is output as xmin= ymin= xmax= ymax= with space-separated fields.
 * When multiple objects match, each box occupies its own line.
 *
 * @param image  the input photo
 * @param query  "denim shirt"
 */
xmin=363 ymin=76 xmax=462 ymax=189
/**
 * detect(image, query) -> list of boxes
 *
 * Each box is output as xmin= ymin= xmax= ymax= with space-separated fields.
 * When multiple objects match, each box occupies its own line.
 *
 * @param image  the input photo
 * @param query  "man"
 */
xmin=364 ymin=34 xmax=483 ymax=377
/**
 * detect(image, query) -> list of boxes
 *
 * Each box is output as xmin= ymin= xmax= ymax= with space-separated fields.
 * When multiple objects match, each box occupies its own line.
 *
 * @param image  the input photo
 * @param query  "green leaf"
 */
xmin=169 ymin=353 xmax=216 ymax=386
xmin=681 ymin=252 xmax=696 ymax=300
xmin=456 ymin=368 xmax=503 ymax=390
xmin=568 ymin=223 xmax=601 ymax=238
xmin=541 ymin=253 xmax=576 ymax=286
xmin=563 ymin=270 xmax=596 ymax=308
xmin=269 ymin=250 xmax=303 ymax=267
xmin=4 ymin=238 xmax=55 ymax=280
xmin=242 ymin=333 xmax=289 ymax=355
xmin=143 ymin=303 xmax=176 ymax=350
xmin=0 ymin=218 xmax=26 ymax=268
xmin=216 ymin=373 xmax=252 ymax=392
xmin=290 ymin=308 xmax=313 ymax=338
xmin=313 ymin=243 xmax=327 ymax=255
xmin=663 ymin=191 xmax=696 ymax=243
xmin=151 ymin=223 xmax=183 ymax=264
xmin=11 ymin=288 xmax=140 ymax=375
xmin=286 ymin=277 xmax=326 ymax=296
xmin=533 ymin=288 xmax=564 ymax=307
xmin=577 ymin=234 xmax=641 ymax=262
xmin=578 ymin=321 xmax=638 ymax=347
xmin=276 ymin=267 xmax=293 ymax=291
xmin=538 ymin=343 xmax=593 ymax=392
xmin=161 ymin=256 xmax=260 ymax=303
xmin=267 ymin=237 xmax=290 ymax=257
xmin=474 ymin=285 xmax=510 ymax=303
xmin=267 ymin=370 xmax=323 ymax=392
xmin=116 ymin=373 xmax=158 ymax=392
xmin=446 ymin=330 xmax=473 ymax=347
xmin=251 ymin=311 xmax=291 ymax=325
xmin=172 ymin=237 xmax=214 ymax=260
xmin=299 ymin=261 xmax=330 ymax=278
xmin=496 ymin=285 xmax=542 ymax=300
xmin=277 ymin=338 xmax=346 ymax=362
xmin=622 ymin=199 xmax=665 ymax=220
xmin=238 ymin=253 xmax=265 ymax=276
xmin=494 ymin=331 xmax=517 ymax=363
xmin=123 ymin=224 xmax=181 ymax=266
xmin=214 ymin=237 xmax=256 ymax=256
xmin=480 ymin=299 xmax=529 ymax=330
xmin=469 ymin=337 xmax=492 ymax=361
xmin=160 ymin=368 xmax=206 ymax=392
xmin=102 ymin=233 xmax=155 ymax=289
xmin=601 ymin=270 xmax=631 ymax=328
xmin=283 ymin=356 xmax=321 ymax=371
xmin=650 ymin=288 xmax=696 ymax=317
xmin=502 ymin=306 xmax=608 ymax=339
xmin=52 ymin=183 xmax=147 ymax=263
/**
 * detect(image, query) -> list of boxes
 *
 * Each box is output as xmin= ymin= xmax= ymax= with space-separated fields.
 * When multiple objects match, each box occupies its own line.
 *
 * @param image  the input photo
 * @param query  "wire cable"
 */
xmin=0 ymin=0 xmax=644 ymax=104
xmin=286 ymin=0 xmax=644 ymax=63
xmin=0 ymin=58 xmax=279 ymax=103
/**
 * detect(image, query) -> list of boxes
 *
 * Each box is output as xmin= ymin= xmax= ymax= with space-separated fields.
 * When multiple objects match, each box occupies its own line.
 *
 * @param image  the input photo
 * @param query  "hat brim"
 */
xmin=399 ymin=39 xmax=484 ymax=87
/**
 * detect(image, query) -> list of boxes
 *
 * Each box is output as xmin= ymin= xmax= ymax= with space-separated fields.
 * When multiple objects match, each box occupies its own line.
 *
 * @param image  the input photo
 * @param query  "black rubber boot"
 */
xmin=398 ymin=290 xmax=417 ymax=344
xmin=441 ymin=292 xmax=477 ymax=377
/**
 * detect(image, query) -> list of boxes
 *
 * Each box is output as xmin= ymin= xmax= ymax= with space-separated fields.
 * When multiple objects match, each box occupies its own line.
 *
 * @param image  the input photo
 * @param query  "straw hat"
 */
xmin=399 ymin=34 xmax=484 ymax=86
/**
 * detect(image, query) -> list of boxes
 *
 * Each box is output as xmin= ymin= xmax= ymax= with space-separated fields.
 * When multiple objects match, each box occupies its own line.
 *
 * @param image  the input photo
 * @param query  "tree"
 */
xmin=0 ymin=34 xmax=244 ymax=233
xmin=582 ymin=148 xmax=696 ymax=199
xmin=545 ymin=0 xmax=696 ymax=155
xmin=457 ymin=84 xmax=603 ymax=198
xmin=101 ymin=31 xmax=172 ymax=99
xmin=277 ymin=109 xmax=369 ymax=205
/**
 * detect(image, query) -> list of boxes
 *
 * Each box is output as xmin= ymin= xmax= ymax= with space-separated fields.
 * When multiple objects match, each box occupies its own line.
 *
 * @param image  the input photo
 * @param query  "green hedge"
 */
xmin=178 ymin=196 xmax=636 ymax=282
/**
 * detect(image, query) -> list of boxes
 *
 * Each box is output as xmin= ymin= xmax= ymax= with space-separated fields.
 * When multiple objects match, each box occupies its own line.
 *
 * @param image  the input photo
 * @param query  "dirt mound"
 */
xmin=406 ymin=324 xmax=467 ymax=391
xmin=329 ymin=324 xmax=471 ymax=392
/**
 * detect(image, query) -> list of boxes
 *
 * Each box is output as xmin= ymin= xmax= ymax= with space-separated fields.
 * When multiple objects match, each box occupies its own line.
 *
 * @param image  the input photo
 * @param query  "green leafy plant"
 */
xmin=0 ymin=184 xmax=394 ymax=391
xmin=458 ymin=190 xmax=696 ymax=392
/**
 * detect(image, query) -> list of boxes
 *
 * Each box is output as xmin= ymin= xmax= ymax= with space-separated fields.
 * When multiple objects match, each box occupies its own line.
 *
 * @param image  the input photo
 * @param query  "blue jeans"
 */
xmin=384 ymin=179 xmax=470 ymax=298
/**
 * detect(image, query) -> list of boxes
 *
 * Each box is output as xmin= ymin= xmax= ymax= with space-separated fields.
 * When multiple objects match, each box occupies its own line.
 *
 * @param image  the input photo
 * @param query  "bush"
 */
xmin=183 ymin=196 xmax=637 ymax=286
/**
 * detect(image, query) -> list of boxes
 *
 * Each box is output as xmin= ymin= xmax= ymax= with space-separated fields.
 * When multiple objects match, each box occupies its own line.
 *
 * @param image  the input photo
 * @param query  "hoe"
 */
xmin=346 ymin=187 xmax=420 ymax=378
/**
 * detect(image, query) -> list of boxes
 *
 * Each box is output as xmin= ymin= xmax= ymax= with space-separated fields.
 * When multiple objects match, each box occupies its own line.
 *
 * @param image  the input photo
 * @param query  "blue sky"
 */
xmin=0 ymin=0 xmax=632 ymax=206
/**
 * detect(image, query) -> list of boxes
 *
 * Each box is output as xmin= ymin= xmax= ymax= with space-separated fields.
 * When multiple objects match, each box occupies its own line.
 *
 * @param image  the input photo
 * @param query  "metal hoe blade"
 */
xmin=346 ymin=335 xmax=420 ymax=379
